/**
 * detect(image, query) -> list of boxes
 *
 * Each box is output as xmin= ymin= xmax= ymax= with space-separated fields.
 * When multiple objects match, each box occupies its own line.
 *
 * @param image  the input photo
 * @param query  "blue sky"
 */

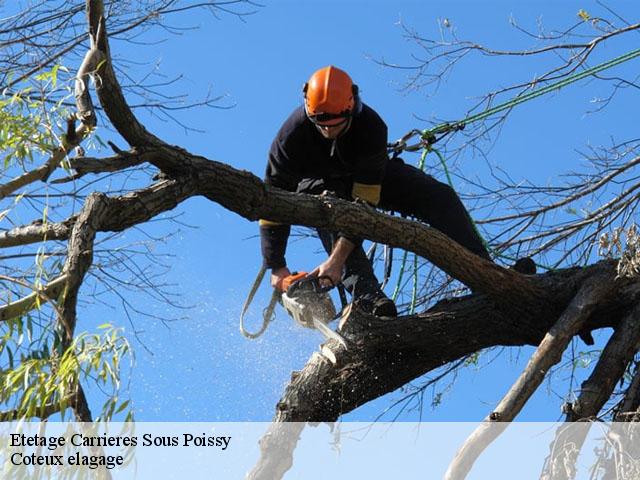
xmin=67 ymin=1 xmax=639 ymax=421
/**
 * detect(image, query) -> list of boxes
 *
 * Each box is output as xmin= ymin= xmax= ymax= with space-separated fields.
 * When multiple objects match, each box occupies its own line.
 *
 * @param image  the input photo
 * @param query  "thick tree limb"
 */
xmin=247 ymin=263 xmax=638 ymax=479
xmin=541 ymin=301 xmax=640 ymax=480
xmin=136 ymin=144 xmax=541 ymax=300
xmin=87 ymin=1 xmax=164 ymax=148
xmin=444 ymin=272 xmax=616 ymax=480
xmin=56 ymin=193 xmax=109 ymax=423
xmin=271 ymin=262 xmax=635 ymax=425
xmin=1 ymin=143 xmax=538 ymax=302
xmin=29 ymin=0 xmax=532 ymax=308
xmin=59 ymin=191 xmax=109 ymax=345
xmin=77 ymin=0 xmax=540 ymax=302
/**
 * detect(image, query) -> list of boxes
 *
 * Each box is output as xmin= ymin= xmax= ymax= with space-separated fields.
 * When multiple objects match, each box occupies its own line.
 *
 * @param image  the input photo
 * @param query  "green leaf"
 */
xmin=115 ymin=399 xmax=130 ymax=415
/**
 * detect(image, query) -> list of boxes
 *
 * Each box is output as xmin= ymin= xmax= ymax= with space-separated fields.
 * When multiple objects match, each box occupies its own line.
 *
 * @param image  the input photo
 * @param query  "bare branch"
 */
xmin=541 ymin=301 xmax=640 ymax=480
xmin=0 ymin=274 xmax=68 ymax=322
xmin=88 ymin=1 xmax=166 ymax=147
xmin=444 ymin=271 xmax=616 ymax=480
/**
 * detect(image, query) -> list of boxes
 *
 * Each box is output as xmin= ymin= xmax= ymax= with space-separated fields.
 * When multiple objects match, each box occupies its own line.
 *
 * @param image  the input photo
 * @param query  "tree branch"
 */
xmin=444 ymin=271 xmax=616 ymax=480
xmin=59 ymin=191 xmax=109 ymax=344
xmin=0 ymin=274 xmax=68 ymax=322
xmin=0 ymin=9 xmax=104 ymax=200
xmin=88 ymin=0 xmax=165 ymax=147
xmin=541 ymin=301 xmax=640 ymax=480
xmin=247 ymin=262 xmax=639 ymax=479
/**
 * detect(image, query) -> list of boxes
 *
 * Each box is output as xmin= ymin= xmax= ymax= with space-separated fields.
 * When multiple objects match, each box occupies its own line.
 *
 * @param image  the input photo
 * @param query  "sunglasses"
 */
xmin=307 ymin=112 xmax=351 ymax=127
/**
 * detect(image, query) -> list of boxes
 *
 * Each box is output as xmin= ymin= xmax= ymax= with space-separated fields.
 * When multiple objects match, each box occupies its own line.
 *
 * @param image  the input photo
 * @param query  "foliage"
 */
xmin=0 ymin=65 xmax=71 ymax=168
xmin=0 ymin=65 xmax=134 ymax=422
xmin=0 ymin=322 xmax=132 ymax=421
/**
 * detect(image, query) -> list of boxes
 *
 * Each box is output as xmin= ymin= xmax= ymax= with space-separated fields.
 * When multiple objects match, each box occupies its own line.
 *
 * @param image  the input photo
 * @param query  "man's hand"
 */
xmin=309 ymin=237 xmax=355 ymax=288
xmin=309 ymin=257 xmax=344 ymax=288
xmin=271 ymin=266 xmax=292 ymax=291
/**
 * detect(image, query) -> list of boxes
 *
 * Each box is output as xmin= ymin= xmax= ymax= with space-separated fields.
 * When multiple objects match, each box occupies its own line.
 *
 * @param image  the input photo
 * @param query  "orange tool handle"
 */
xmin=277 ymin=271 xmax=308 ymax=292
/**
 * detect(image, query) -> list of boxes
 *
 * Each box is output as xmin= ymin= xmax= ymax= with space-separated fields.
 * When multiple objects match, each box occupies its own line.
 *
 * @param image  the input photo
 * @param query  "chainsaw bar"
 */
xmin=281 ymin=275 xmax=348 ymax=349
xmin=312 ymin=318 xmax=348 ymax=349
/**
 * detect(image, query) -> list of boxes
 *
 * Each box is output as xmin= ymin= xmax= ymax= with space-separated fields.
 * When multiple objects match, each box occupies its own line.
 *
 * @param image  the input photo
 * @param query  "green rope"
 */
xmin=391 ymin=249 xmax=409 ymax=302
xmin=390 ymin=48 xmax=640 ymax=302
xmin=422 ymin=47 xmax=640 ymax=140
xmin=421 ymin=49 xmax=640 ymax=268
xmin=410 ymin=252 xmax=418 ymax=314
xmin=432 ymin=147 xmax=454 ymax=190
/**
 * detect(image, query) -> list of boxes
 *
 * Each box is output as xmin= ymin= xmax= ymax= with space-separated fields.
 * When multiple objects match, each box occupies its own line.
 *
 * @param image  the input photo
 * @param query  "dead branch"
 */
xmin=541 ymin=301 xmax=640 ymax=480
xmin=246 ymin=423 xmax=305 ymax=480
xmin=444 ymin=271 xmax=616 ymax=480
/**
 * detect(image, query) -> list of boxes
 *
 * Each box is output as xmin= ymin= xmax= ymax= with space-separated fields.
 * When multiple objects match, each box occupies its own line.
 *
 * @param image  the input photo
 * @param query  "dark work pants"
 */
xmin=296 ymin=157 xmax=490 ymax=299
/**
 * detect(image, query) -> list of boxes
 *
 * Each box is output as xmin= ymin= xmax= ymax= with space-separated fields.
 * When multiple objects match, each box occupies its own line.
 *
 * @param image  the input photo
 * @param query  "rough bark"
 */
xmin=57 ymin=193 xmax=110 ymax=423
xmin=246 ymin=263 xmax=637 ymax=479
xmin=1 ymin=144 xmax=538 ymax=301
xmin=4 ymin=6 xmax=637 ymax=480
xmin=59 ymin=192 xmax=109 ymax=346
xmin=88 ymin=2 xmax=164 ymax=148
xmin=269 ymin=261 xmax=634 ymax=424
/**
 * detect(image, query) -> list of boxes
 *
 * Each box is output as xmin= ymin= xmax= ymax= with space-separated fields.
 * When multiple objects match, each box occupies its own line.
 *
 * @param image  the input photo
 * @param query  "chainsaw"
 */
xmin=240 ymin=266 xmax=348 ymax=348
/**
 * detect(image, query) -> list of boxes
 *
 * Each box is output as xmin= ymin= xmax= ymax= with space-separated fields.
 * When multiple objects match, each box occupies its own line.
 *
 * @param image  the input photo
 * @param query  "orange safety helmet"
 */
xmin=303 ymin=66 xmax=360 ymax=126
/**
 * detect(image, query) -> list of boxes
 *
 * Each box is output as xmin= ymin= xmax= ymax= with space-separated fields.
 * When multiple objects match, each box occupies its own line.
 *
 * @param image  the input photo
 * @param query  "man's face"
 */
xmin=315 ymin=119 xmax=351 ymax=139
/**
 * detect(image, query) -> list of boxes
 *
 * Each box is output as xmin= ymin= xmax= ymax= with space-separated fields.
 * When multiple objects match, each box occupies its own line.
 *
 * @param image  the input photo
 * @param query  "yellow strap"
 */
xmin=259 ymin=219 xmax=283 ymax=227
xmin=352 ymin=182 xmax=381 ymax=206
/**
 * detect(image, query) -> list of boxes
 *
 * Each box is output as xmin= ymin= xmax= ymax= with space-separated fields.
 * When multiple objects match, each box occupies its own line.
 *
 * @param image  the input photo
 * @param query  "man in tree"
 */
xmin=260 ymin=65 xmax=490 ymax=317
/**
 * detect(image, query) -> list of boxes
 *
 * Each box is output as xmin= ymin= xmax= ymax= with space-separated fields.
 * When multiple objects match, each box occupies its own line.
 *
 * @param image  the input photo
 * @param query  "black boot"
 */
xmin=355 ymin=291 xmax=397 ymax=318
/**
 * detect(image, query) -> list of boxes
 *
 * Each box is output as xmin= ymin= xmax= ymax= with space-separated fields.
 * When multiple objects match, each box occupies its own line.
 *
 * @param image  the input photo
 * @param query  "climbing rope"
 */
xmin=391 ymin=46 xmax=640 ymax=155
xmin=386 ymin=47 xmax=640 ymax=307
